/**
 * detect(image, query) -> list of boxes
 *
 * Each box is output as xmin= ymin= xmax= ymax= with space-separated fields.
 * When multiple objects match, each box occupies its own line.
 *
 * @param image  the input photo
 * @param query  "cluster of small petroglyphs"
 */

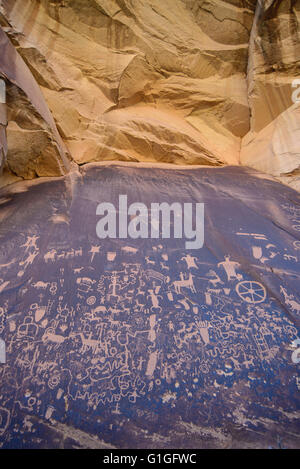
xmin=0 ymin=197 xmax=299 ymax=446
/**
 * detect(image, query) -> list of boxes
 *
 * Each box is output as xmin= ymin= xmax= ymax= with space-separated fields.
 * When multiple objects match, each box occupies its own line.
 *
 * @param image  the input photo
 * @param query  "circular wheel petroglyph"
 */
xmin=236 ymin=281 xmax=266 ymax=304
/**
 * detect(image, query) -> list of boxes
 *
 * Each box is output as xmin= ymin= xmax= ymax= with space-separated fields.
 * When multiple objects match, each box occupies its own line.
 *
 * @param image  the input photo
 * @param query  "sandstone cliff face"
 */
xmin=241 ymin=0 xmax=300 ymax=191
xmin=0 ymin=0 xmax=299 ymax=189
xmin=0 ymin=24 xmax=72 ymax=184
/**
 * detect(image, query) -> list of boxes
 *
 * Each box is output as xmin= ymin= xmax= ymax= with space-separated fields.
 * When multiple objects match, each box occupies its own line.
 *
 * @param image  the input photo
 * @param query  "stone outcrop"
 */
xmin=0 ymin=0 xmax=299 ymax=189
xmin=241 ymin=0 xmax=300 ymax=191
xmin=0 ymin=20 xmax=72 ymax=184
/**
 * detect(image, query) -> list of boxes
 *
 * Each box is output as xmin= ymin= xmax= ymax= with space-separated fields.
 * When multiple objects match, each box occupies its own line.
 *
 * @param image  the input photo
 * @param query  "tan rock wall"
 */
xmin=241 ymin=0 xmax=300 ymax=190
xmin=0 ymin=0 xmax=299 ymax=189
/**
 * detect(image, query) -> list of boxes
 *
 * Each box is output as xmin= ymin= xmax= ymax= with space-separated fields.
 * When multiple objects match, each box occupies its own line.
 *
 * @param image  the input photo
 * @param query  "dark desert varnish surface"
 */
xmin=0 ymin=163 xmax=299 ymax=448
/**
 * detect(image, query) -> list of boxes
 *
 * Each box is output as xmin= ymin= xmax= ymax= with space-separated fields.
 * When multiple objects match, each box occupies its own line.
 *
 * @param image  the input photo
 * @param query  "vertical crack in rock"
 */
xmin=0 ymin=24 xmax=75 ymax=183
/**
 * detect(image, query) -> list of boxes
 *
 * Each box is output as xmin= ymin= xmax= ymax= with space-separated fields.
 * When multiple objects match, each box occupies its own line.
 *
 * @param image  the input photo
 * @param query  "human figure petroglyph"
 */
xmin=181 ymin=254 xmax=198 ymax=270
xmin=57 ymin=304 xmax=74 ymax=322
xmin=218 ymin=255 xmax=242 ymax=281
xmin=19 ymin=251 xmax=39 ymax=269
xmin=21 ymin=235 xmax=39 ymax=253
xmin=107 ymin=272 xmax=122 ymax=302
xmin=147 ymin=289 xmax=162 ymax=310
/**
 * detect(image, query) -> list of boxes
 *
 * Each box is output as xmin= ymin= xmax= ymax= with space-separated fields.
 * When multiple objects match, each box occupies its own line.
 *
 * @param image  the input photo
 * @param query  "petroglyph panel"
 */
xmin=0 ymin=164 xmax=299 ymax=448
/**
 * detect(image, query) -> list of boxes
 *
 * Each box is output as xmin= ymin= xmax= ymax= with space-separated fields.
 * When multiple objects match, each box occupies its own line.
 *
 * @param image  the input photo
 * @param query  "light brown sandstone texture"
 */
xmin=0 ymin=0 xmax=299 ymax=189
xmin=241 ymin=0 xmax=300 ymax=191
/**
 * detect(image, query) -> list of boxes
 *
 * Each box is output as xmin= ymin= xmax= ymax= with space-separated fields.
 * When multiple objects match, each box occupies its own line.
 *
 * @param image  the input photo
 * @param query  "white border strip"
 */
xmin=0 ymin=79 xmax=6 ymax=104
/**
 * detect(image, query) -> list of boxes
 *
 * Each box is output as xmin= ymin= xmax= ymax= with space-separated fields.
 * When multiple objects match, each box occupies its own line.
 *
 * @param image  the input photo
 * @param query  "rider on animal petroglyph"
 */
xmin=173 ymin=272 xmax=196 ymax=294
